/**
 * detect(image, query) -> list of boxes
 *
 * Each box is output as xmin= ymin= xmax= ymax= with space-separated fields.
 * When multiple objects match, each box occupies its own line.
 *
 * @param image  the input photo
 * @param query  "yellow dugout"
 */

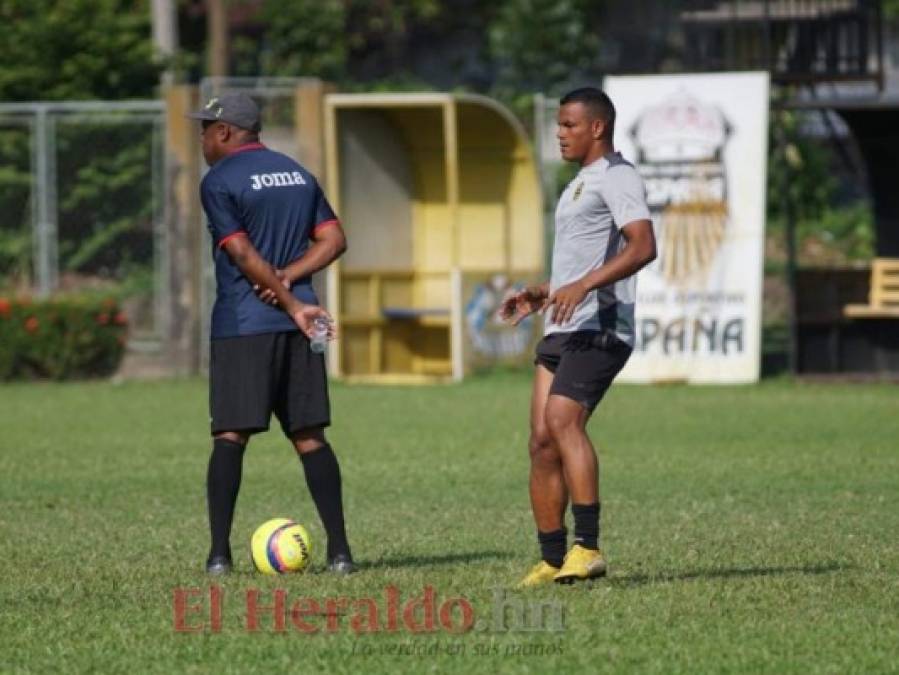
xmin=322 ymin=93 xmax=544 ymax=382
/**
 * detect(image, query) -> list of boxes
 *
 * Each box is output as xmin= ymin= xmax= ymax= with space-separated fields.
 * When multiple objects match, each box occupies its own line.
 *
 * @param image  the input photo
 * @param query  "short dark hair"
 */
xmin=560 ymin=87 xmax=616 ymax=130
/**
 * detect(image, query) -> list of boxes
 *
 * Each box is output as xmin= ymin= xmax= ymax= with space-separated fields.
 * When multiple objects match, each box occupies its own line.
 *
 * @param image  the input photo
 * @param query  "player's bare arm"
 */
xmin=255 ymin=222 xmax=347 ymax=305
xmin=546 ymin=219 xmax=656 ymax=324
xmin=223 ymin=234 xmax=332 ymax=337
xmin=499 ymin=282 xmax=550 ymax=326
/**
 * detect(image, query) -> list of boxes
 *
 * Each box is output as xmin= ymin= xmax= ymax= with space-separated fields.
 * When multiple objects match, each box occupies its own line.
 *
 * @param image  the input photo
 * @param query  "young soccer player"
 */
xmin=500 ymin=87 xmax=656 ymax=586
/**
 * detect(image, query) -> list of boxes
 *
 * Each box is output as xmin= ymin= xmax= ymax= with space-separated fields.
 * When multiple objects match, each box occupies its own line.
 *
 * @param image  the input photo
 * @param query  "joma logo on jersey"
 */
xmin=250 ymin=172 xmax=307 ymax=190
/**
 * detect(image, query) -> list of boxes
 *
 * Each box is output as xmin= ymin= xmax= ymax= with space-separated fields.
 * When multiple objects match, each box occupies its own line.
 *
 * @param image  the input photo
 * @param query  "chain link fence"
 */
xmin=0 ymin=101 xmax=167 ymax=349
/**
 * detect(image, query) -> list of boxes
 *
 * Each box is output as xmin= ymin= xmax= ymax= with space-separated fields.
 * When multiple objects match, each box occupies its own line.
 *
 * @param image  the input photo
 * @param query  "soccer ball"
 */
xmin=250 ymin=518 xmax=313 ymax=574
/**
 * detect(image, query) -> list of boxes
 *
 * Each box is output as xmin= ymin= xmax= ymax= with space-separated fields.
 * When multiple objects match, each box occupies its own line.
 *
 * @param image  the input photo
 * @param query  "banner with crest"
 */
xmin=604 ymin=72 xmax=769 ymax=383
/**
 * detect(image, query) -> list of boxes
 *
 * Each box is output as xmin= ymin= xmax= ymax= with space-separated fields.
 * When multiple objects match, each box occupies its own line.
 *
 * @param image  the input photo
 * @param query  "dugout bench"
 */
xmin=796 ymin=260 xmax=899 ymax=374
xmin=843 ymin=258 xmax=899 ymax=319
xmin=321 ymin=93 xmax=544 ymax=382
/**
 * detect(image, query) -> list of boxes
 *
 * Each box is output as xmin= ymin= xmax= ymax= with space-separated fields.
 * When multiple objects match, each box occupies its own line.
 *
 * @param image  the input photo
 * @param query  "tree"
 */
xmin=768 ymin=111 xmax=874 ymax=264
xmin=0 ymin=0 xmax=161 ymax=101
xmin=0 ymin=0 xmax=162 ymax=295
xmin=254 ymin=0 xmax=443 ymax=83
xmin=239 ymin=0 xmax=602 ymax=115
xmin=256 ymin=0 xmax=347 ymax=81
xmin=489 ymin=0 xmax=600 ymax=99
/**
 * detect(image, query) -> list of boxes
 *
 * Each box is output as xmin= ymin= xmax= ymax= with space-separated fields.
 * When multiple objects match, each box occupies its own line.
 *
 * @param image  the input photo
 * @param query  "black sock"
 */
xmin=537 ymin=528 xmax=567 ymax=568
xmin=572 ymin=502 xmax=601 ymax=550
xmin=299 ymin=444 xmax=351 ymax=560
xmin=206 ymin=438 xmax=246 ymax=560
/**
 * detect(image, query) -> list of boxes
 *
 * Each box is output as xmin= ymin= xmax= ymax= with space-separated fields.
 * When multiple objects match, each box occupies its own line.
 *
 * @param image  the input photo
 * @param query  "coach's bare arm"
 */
xmin=222 ymin=234 xmax=331 ymax=336
xmin=546 ymin=219 xmax=656 ymax=325
xmin=255 ymin=222 xmax=347 ymax=305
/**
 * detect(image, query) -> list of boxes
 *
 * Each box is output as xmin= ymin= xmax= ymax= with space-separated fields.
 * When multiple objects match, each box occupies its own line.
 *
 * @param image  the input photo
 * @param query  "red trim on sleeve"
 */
xmin=217 ymin=231 xmax=248 ymax=248
xmin=313 ymin=219 xmax=340 ymax=235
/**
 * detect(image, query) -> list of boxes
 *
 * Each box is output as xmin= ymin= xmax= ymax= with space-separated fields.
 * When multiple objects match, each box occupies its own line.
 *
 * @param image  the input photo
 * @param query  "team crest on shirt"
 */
xmin=572 ymin=181 xmax=584 ymax=201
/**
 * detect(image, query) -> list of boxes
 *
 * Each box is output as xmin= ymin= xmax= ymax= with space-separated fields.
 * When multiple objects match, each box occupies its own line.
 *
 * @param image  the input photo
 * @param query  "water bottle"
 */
xmin=310 ymin=316 xmax=330 ymax=354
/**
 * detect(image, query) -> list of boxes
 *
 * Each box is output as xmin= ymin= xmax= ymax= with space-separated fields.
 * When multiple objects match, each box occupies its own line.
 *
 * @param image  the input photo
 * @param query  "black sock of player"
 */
xmin=572 ymin=502 xmax=601 ymax=550
xmin=206 ymin=438 xmax=246 ymax=560
xmin=299 ymin=444 xmax=351 ymax=560
xmin=537 ymin=528 xmax=567 ymax=568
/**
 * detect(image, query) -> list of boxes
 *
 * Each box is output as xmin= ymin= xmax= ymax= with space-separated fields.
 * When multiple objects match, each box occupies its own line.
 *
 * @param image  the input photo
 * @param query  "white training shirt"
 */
xmin=546 ymin=152 xmax=652 ymax=346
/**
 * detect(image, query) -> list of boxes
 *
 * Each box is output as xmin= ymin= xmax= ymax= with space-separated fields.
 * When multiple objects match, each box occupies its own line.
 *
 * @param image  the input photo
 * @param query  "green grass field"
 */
xmin=1 ymin=373 xmax=898 ymax=674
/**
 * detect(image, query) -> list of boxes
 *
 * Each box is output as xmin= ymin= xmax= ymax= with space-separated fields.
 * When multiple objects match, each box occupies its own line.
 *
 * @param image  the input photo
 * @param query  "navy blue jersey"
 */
xmin=200 ymin=143 xmax=338 ymax=339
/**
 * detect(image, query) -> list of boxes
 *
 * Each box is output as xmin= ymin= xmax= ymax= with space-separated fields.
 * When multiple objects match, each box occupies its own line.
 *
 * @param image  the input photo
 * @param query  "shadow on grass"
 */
xmin=358 ymin=550 xmax=516 ymax=570
xmin=606 ymin=561 xmax=847 ymax=588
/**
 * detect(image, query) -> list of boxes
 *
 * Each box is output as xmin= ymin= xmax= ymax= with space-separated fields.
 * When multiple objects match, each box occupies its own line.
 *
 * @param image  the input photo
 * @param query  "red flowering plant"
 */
xmin=0 ymin=295 xmax=128 ymax=380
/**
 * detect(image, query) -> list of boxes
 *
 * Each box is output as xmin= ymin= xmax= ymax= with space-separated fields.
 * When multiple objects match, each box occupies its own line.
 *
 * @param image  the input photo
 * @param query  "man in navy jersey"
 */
xmin=189 ymin=92 xmax=354 ymax=575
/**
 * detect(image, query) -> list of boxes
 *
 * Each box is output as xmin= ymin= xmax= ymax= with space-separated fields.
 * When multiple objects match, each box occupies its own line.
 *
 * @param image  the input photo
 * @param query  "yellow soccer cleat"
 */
xmin=553 ymin=544 xmax=608 ymax=584
xmin=517 ymin=560 xmax=561 ymax=588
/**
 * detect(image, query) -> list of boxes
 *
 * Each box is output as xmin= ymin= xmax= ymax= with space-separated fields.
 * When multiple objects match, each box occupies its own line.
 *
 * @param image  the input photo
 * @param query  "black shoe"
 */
xmin=327 ymin=553 xmax=355 ymax=575
xmin=206 ymin=554 xmax=233 ymax=575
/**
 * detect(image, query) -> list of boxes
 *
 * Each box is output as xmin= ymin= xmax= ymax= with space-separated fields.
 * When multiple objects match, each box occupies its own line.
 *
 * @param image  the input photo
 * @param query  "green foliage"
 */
xmin=797 ymin=201 xmax=875 ymax=261
xmin=489 ymin=0 xmax=600 ymax=99
xmin=0 ymin=119 xmax=158 ymax=288
xmin=0 ymin=225 xmax=30 ymax=283
xmin=0 ymin=295 xmax=127 ymax=380
xmin=255 ymin=0 xmax=443 ymax=81
xmin=0 ymin=1 xmax=162 ymax=297
xmin=0 ymin=0 xmax=161 ymax=101
xmin=768 ymin=111 xmax=875 ymax=263
xmin=767 ymin=111 xmax=836 ymax=224
xmin=243 ymin=0 xmax=603 ymax=125
xmin=256 ymin=0 xmax=347 ymax=80
xmin=55 ymin=121 xmax=157 ymax=277
xmin=0 ymin=126 xmax=32 ymax=285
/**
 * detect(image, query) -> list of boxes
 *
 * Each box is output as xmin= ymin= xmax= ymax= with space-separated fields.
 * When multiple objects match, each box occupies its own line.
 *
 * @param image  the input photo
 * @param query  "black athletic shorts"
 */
xmin=535 ymin=330 xmax=632 ymax=411
xmin=209 ymin=331 xmax=330 ymax=436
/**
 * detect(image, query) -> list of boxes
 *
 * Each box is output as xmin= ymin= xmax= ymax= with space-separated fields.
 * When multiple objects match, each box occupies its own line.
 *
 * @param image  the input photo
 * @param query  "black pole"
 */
xmin=775 ymin=110 xmax=800 ymax=375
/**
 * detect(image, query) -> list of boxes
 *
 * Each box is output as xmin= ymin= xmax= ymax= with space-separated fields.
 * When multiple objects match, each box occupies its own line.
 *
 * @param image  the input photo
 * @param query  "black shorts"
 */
xmin=209 ymin=331 xmax=330 ymax=436
xmin=535 ymin=330 xmax=632 ymax=411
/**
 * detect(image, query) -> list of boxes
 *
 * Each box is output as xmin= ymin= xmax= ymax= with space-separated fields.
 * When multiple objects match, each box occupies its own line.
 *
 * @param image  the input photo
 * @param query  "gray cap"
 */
xmin=188 ymin=92 xmax=261 ymax=132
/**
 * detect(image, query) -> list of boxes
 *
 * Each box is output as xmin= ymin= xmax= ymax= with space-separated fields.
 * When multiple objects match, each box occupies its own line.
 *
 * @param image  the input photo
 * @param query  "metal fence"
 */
xmin=596 ymin=0 xmax=884 ymax=89
xmin=0 ymin=101 xmax=167 ymax=348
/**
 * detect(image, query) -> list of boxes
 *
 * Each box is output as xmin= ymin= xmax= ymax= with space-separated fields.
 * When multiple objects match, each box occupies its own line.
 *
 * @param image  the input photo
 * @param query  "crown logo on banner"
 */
xmin=631 ymin=90 xmax=731 ymax=285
